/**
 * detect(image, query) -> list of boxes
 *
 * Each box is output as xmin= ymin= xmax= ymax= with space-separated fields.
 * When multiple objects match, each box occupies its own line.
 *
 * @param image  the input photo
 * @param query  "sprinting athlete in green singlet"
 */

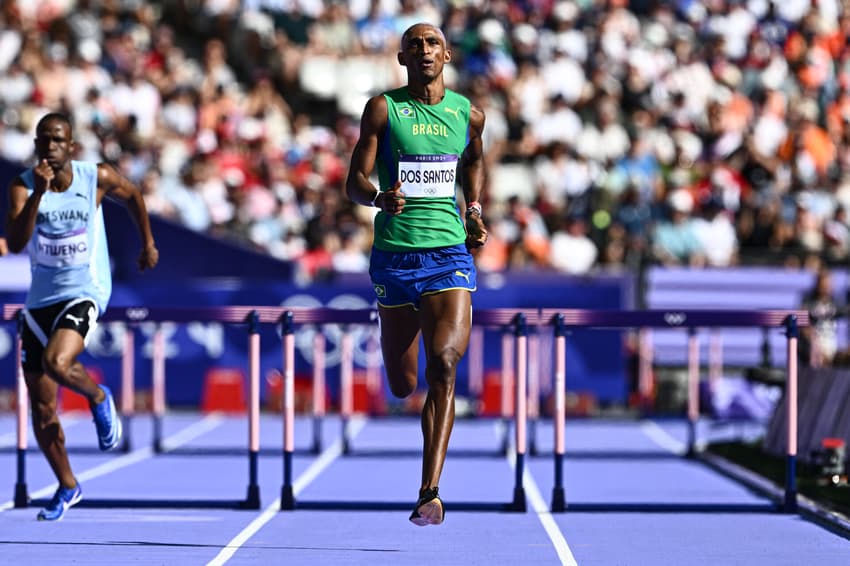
xmin=346 ymin=22 xmax=488 ymax=526
xmin=373 ymin=87 xmax=471 ymax=251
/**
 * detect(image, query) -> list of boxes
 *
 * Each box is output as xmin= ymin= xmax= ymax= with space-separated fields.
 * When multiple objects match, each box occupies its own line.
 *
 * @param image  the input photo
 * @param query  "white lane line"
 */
xmin=160 ymin=414 xmax=227 ymax=452
xmin=0 ymin=415 xmax=86 ymax=448
xmin=207 ymin=416 xmax=367 ymax=566
xmin=639 ymin=420 xmax=687 ymax=454
xmin=0 ymin=414 xmax=225 ymax=511
xmin=500 ymin=424 xmax=578 ymax=566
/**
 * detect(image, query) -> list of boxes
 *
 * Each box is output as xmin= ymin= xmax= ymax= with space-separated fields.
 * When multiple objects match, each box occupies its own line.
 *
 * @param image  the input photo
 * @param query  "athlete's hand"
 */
xmin=378 ymin=181 xmax=405 ymax=216
xmin=33 ymin=159 xmax=54 ymax=194
xmin=138 ymin=243 xmax=159 ymax=271
xmin=465 ymin=212 xmax=488 ymax=249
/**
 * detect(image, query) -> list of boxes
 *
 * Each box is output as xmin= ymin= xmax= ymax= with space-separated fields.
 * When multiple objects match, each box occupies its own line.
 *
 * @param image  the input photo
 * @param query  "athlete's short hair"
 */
xmin=400 ymin=23 xmax=447 ymax=49
xmin=36 ymin=112 xmax=73 ymax=134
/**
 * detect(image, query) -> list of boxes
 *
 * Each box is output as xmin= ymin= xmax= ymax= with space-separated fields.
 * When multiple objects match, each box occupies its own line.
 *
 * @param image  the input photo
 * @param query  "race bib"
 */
xmin=35 ymin=228 xmax=90 ymax=267
xmin=398 ymin=154 xmax=458 ymax=198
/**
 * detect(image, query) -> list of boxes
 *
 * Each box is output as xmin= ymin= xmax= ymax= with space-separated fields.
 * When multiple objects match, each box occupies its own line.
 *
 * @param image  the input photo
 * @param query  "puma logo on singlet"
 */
xmin=65 ymin=313 xmax=84 ymax=326
xmin=454 ymin=270 xmax=470 ymax=284
xmin=444 ymin=107 xmax=461 ymax=119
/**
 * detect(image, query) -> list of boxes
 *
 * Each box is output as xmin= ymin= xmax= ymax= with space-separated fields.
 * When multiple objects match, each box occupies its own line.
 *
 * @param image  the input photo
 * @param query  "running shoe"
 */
xmin=37 ymin=483 xmax=82 ymax=521
xmin=92 ymin=385 xmax=122 ymax=451
xmin=409 ymin=487 xmax=445 ymax=526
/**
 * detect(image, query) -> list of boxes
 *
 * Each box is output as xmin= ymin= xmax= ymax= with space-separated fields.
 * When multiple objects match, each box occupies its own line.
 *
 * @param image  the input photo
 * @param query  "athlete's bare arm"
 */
xmin=5 ymin=176 xmax=41 ymax=254
xmin=462 ymin=104 xmax=487 ymax=248
xmin=96 ymin=163 xmax=159 ymax=271
xmin=345 ymin=95 xmax=405 ymax=216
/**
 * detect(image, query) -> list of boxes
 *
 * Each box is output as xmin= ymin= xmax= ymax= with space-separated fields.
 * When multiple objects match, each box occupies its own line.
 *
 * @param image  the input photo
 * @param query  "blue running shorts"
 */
xmin=369 ymin=244 xmax=477 ymax=310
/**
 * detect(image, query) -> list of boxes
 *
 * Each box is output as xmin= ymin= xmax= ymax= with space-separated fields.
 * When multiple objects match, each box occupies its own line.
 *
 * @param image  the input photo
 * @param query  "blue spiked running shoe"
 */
xmin=92 ymin=385 xmax=122 ymax=451
xmin=38 ymin=483 xmax=82 ymax=521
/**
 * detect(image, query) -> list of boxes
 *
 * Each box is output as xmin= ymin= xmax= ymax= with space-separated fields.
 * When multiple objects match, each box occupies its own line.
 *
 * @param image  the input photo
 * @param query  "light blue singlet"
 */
xmin=20 ymin=161 xmax=111 ymax=314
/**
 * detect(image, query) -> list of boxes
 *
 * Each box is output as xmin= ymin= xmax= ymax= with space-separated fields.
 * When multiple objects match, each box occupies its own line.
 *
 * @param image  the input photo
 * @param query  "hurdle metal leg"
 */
xmin=152 ymin=325 xmax=166 ymax=453
xmin=280 ymin=311 xmax=296 ymax=510
xmin=686 ymin=327 xmax=699 ymax=457
xmin=500 ymin=328 xmax=514 ymax=456
xmin=551 ymin=313 xmax=567 ymax=513
xmin=783 ymin=315 xmax=799 ymax=513
xmin=511 ymin=313 xmax=528 ymax=512
xmin=242 ymin=311 xmax=261 ymax=509
xmin=311 ymin=331 xmax=325 ymax=454
xmin=14 ymin=313 xmax=28 ymax=508
xmin=340 ymin=327 xmax=353 ymax=455
xmin=120 ymin=328 xmax=135 ymax=452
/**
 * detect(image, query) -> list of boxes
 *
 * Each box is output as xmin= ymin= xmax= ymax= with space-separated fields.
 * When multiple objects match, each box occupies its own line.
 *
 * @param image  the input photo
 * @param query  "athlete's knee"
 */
xmin=426 ymin=349 xmax=461 ymax=389
xmin=387 ymin=372 xmax=417 ymax=399
xmin=41 ymin=351 xmax=74 ymax=379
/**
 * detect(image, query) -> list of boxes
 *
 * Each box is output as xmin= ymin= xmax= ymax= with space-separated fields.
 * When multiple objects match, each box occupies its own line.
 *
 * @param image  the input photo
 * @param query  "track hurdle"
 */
xmin=545 ymin=308 xmax=808 ymax=514
xmin=280 ymin=307 xmax=533 ymax=513
xmin=3 ymin=304 xmax=282 ymax=510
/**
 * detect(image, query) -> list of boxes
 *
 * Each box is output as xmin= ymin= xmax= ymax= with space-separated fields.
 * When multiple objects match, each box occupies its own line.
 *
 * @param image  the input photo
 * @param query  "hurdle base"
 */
xmin=511 ymin=487 xmax=527 ymax=512
xmin=14 ymin=482 xmax=29 ymax=508
xmin=240 ymin=485 xmax=260 ymax=510
xmin=311 ymin=416 xmax=323 ymax=454
xmin=281 ymin=486 xmax=295 ymax=511
xmin=500 ymin=419 xmax=510 ymax=456
xmin=341 ymin=417 xmax=351 ymax=455
xmin=120 ymin=415 xmax=133 ymax=453
xmin=153 ymin=415 xmax=164 ymax=453
xmin=782 ymin=490 xmax=798 ymax=514
xmin=551 ymin=487 xmax=566 ymax=513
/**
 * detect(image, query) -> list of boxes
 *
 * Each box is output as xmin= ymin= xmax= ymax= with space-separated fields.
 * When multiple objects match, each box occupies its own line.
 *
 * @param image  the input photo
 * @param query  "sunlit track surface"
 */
xmin=1 ymin=414 xmax=849 ymax=565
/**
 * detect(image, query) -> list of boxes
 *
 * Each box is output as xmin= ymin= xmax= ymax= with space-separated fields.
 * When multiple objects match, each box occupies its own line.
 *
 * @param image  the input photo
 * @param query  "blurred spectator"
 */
xmin=802 ymin=267 xmax=840 ymax=367
xmin=162 ymin=159 xmax=212 ymax=233
xmin=823 ymin=205 xmax=850 ymax=262
xmin=549 ymin=215 xmax=598 ymax=275
xmin=651 ymin=188 xmax=705 ymax=267
xmin=692 ymin=195 xmax=738 ymax=267
xmin=332 ymin=227 xmax=370 ymax=275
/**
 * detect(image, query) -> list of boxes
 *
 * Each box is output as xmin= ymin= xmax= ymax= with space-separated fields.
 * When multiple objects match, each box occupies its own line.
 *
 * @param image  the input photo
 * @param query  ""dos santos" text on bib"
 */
xmin=397 ymin=154 xmax=458 ymax=198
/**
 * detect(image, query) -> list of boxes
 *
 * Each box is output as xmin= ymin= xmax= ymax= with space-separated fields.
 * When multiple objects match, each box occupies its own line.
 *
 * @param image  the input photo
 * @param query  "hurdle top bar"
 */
xmin=2 ymin=304 xmax=808 ymax=328
xmin=542 ymin=309 xmax=810 ymax=328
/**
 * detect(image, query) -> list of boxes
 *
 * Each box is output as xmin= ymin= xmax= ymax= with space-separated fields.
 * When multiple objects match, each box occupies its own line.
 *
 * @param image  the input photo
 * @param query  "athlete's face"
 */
xmin=34 ymin=119 xmax=74 ymax=170
xmin=398 ymin=25 xmax=450 ymax=80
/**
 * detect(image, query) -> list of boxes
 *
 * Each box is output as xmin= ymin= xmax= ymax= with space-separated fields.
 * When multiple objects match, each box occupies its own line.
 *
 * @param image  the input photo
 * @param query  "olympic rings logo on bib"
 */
xmin=398 ymin=154 xmax=458 ymax=198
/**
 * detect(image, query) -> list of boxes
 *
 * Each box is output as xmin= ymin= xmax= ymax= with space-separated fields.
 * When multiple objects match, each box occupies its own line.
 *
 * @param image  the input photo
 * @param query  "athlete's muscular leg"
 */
xmin=378 ymin=305 xmax=421 ymax=398
xmin=25 ymin=372 xmax=76 ymax=488
xmin=419 ymin=290 xmax=472 ymax=491
xmin=42 ymin=329 xmax=105 ymax=406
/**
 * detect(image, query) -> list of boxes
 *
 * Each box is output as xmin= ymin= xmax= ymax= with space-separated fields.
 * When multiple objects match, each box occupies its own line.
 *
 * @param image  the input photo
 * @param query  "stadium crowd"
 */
xmin=1 ymin=0 xmax=849 ymax=282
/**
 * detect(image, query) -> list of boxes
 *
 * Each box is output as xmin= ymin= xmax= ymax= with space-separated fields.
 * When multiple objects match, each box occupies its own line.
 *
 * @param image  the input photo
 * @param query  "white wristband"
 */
xmin=466 ymin=201 xmax=482 ymax=218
